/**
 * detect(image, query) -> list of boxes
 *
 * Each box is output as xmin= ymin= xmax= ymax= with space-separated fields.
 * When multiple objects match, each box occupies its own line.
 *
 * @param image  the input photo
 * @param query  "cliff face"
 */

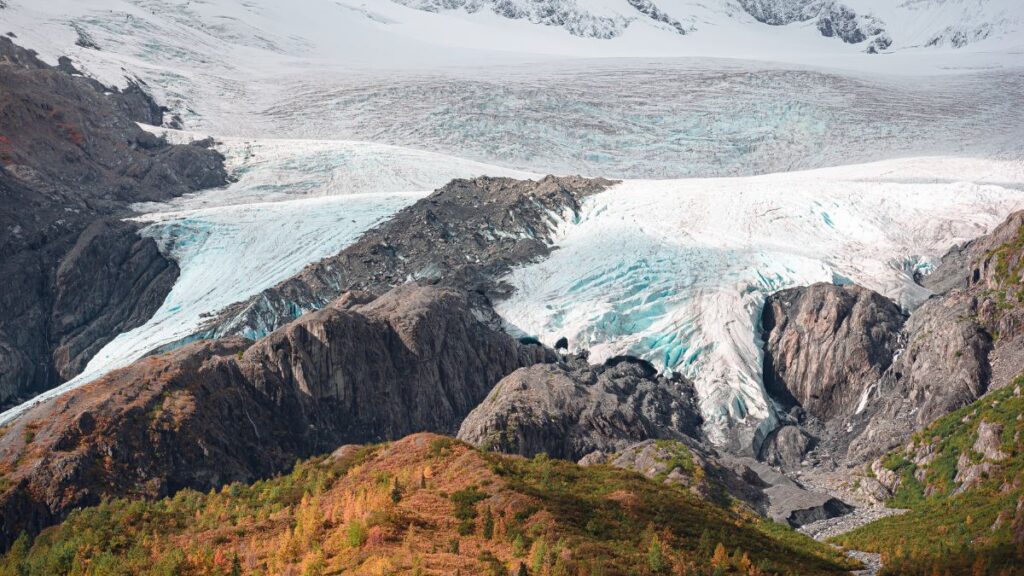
xmin=0 ymin=284 xmax=551 ymax=549
xmin=761 ymin=283 xmax=906 ymax=422
xmin=0 ymin=37 xmax=227 ymax=405
xmin=759 ymin=212 xmax=1024 ymax=467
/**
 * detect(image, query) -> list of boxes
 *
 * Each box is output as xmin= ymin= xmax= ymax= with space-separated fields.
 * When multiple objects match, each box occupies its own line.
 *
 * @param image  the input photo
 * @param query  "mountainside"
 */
xmin=0 ymin=284 xmax=550 ymax=549
xmin=0 ymin=433 xmax=858 ymax=576
xmin=0 ymin=36 xmax=226 ymax=408
xmin=832 ymin=380 xmax=1024 ymax=575
xmin=753 ymin=209 xmax=1024 ymax=470
xmin=2 ymin=1 xmax=1024 ymax=573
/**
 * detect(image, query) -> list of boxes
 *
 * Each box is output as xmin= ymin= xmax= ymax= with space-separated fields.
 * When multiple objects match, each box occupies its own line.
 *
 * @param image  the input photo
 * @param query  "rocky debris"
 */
xmin=845 ymin=550 xmax=883 ymax=576
xmin=759 ymin=424 xmax=815 ymax=468
xmin=954 ymin=452 xmax=997 ymax=494
xmin=204 ymin=175 xmax=614 ymax=343
xmin=598 ymin=439 xmax=771 ymax=513
xmin=0 ymin=37 xmax=227 ymax=405
xmin=456 ymin=354 xmax=701 ymax=461
xmin=721 ymin=456 xmax=852 ymax=527
xmin=0 ymin=284 xmax=551 ymax=549
xmin=869 ymin=459 xmax=901 ymax=496
xmin=762 ymin=283 xmax=906 ymax=422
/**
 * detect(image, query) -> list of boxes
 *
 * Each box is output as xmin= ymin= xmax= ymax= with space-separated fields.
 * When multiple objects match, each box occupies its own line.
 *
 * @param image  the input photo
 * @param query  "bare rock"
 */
xmin=759 ymin=424 xmax=815 ymax=468
xmin=973 ymin=420 xmax=1008 ymax=462
xmin=0 ymin=36 xmax=226 ymax=405
xmin=457 ymin=355 xmax=701 ymax=461
xmin=0 ymin=284 xmax=549 ymax=550
xmin=762 ymin=283 xmax=905 ymax=422
xmin=205 ymin=175 xmax=616 ymax=342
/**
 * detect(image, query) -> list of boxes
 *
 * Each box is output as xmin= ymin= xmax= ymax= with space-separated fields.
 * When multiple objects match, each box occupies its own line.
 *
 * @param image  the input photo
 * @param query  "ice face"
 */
xmin=495 ymin=156 xmax=1024 ymax=451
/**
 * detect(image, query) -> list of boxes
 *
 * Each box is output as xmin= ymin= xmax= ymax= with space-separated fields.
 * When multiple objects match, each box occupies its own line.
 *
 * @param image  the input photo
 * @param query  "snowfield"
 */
xmin=2 ymin=0 xmax=1023 ymax=179
xmin=495 ymin=156 xmax=1024 ymax=450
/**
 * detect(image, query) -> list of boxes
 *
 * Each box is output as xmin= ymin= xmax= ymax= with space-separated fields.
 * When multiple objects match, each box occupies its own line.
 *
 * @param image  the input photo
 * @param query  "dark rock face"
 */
xmin=738 ymin=0 xmax=887 ymax=50
xmin=49 ymin=219 xmax=180 ymax=381
xmin=0 ymin=37 xmax=227 ymax=405
xmin=762 ymin=213 xmax=1024 ymax=466
xmin=759 ymin=424 xmax=814 ymax=468
xmin=457 ymin=354 xmax=702 ymax=461
xmin=204 ymin=175 xmax=614 ymax=341
xmin=0 ymin=284 xmax=551 ymax=549
xmin=626 ymin=0 xmax=689 ymax=35
xmin=762 ymin=283 xmax=906 ymax=422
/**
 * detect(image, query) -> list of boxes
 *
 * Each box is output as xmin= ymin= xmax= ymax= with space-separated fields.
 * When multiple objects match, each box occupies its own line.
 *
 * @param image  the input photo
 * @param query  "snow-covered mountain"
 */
xmin=385 ymin=0 xmax=1023 ymax=53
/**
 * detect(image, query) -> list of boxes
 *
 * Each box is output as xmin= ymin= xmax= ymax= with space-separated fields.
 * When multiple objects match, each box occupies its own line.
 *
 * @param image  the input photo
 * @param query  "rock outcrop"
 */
xmin=456 ymin=351 xmax=850 ymax=528
xmin=457 ymin=354 xmax=702 ymax=461
xmin=762 ymin=283 xmax=906 ymax=422
xmin=0 ymin=37 xmax=227 ymax=405
xmin=0 ymin=284 xmax=551 ymax=549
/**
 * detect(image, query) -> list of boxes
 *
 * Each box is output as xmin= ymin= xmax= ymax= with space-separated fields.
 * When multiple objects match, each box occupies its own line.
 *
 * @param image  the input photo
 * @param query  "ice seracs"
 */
xmin=494 ymin=156 xmax=1024 ymax=452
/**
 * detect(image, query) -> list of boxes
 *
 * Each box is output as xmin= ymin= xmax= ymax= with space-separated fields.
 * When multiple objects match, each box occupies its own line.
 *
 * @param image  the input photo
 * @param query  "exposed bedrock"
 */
xmin=760 ymin=213 xmax=1024 ymax=466
xmin=457 ymin=352 xmax=851 ymax=527
xmin=0 ymin=284 xmax=552 ymax=549
xmin=760 ymin=281 xmax=995 ymax=465
xmin=761 ymin=282 xmax=906 ymax=423
xmin=457 ymin=354 xmax=702 ymax=461
xmin=0 ymin=37 xmax=227 ymax=405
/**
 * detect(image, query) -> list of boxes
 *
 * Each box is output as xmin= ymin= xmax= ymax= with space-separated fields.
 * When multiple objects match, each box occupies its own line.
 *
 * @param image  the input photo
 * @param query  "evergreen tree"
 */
xmin=482 ymin=507 xmax=495 ymax=539
xmin=230 ymin=552 xmax=243 ymax=576
xmin=647 ymin=534 xmax=665 ymax=573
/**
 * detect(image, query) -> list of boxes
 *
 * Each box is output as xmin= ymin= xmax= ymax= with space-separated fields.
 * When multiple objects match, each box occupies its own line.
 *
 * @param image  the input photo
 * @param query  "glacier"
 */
xmin=2 ymin=0 xmax=1024 ymax=447
xmin=494 ymin=156 xmax=1024 ymax=451
xmin=0 ymin=137 xmax=534 ymax=426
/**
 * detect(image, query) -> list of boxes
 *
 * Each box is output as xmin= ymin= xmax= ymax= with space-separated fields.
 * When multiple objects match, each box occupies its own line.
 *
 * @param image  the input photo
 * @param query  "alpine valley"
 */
xmin=0 ymin=0 xmax=1023 ymax=575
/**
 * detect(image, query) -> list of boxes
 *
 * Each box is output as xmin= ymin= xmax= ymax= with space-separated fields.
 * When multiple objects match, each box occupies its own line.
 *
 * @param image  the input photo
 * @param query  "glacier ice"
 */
xmin=494 ymin=156 xmax=1024 ymax=451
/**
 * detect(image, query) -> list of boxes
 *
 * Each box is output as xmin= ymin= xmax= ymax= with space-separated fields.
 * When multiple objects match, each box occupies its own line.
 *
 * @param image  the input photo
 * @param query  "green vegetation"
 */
xmin=486 ymin=450 xmax=855 ymax=575
xmin=833 ymin=379 xmax=1024 ymax=575
xmin=0 ymin=435 xmax=855 ymax=576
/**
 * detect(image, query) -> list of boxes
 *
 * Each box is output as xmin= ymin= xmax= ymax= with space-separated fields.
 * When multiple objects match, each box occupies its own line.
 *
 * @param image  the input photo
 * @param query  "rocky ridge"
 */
xmin=0 ymin=284 xmax=551 ymax=549
xmin=759 ymin=210 xmax=1024 ymax=470
xmin=0 ymin=37 xmax=227 ymax=407
xmin=202 ymin=175 xmax=615 ymax=342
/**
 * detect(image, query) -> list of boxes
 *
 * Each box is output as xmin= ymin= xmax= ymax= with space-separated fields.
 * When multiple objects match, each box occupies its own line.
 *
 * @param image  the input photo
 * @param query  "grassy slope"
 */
xmin=832 ymin=381 xmax=1024 ymax=576
xmin=0 ymin=434 xmax=855 ymax=576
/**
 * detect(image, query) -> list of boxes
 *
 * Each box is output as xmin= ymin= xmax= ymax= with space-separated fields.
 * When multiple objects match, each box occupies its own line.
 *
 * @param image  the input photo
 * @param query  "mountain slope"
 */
xmin=493 ymin=158 xmax=1024 ymax=453
xmin=0 ymin=433 xmax=858 ymax=575
xmin=832 ymin=380 xmax=1024 ymax=575
xmin=0 ymin=37 xmax=226 ymax=407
